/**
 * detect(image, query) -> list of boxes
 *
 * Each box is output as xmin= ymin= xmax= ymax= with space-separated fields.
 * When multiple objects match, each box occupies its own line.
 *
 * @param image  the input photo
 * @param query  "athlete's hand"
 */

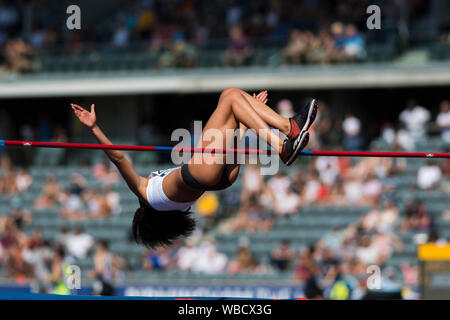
xmin=253 ymin=90 xmax=268 ymax=104
xmin=71 ymin=103 xmax=96 ymax=128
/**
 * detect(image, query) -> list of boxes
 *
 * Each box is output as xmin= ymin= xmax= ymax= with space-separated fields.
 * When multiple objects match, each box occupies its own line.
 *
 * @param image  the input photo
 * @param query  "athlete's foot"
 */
xmin=287 ymin=99 xmax=318 ymax=139
xmin=280 ymin=131 xmax=310 ymax=166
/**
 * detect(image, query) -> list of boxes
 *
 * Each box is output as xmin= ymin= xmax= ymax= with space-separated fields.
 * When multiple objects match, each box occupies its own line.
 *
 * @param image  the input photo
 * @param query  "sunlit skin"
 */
xmin=71 ymin=88 xmax=291 ymax=206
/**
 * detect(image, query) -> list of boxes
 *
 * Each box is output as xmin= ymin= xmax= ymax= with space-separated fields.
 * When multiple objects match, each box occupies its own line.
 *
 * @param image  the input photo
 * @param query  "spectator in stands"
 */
xmin=4 ymin=243 xmax=34 ymax=283
xmin=240 ymin=164 xmax=265 ymax=208
xmin=51 ymin=246 xmax=75 ymax=295
xmin=92 ymin=159 xmax=119 ymax=185
xmin=192 ymin=237 xmax=228 ymax=274
xmin=306 ymin=28 xmax=336 ymax=65
xmin=51 ymin=125 xmax=68 ymax=143
xmin=436 ymin=100 xmax=450 ymax=143
xmin=362 ymin=173 xmax=383 ymax=203
xmin=293 ymin=247 xmax=324 ymax=299
xmin=341 ymin=24 xmax=365 ymax=61
xmin=85 ymin=188 xmax=114 ymax=219
xmin=400 ymin=200 xmax=432 ymax=233
xmin=157 ymin=39 xmax=197 ymax=69
xmin=15 ymin=168 xmax=32 ymax=193
xmin=222 ymin=27 xmax=253 ymax=67
xmin=33 ymin=174 xmax=62 ymax=210
xmin=227 ymin=237 xmax=264 ymax=274
xmin=1 ymin=38 xmax=36 ymax=75
xmin=330 ymin=22 xmax=346 ymax=52
xmin=371 ymin=231 xmax=403 ymax=264
xmin=89 ymin=240 xmax=126 ymax=292
xmin=103 ymin=185 xmax=120 ymax=215
xmin=319 ymin=224 xmax=346 ymax=250
xmin=342 ymin=113 xmax=363 ymax=150
xmin=175 ymin=239 xmax=198 ymax=271
xmin=281 ymin=29 xmax=308 ymax=65
xmin=0 ymin=168 xmax=19 ymax=196
xmin=274 ymin=184 xmax=301 ymax=216
xmin=240 ymin=195 xmax=273 ymax=233
xmin=9 ymin=204 xmax=32 ymax=231
xmin=377 ymin=200 xmax=400 ymax=233
xmin=142 ymin=246 xmax=171 ymax=271
xmin=355 ymin=235 xmax=381 ymax=265
xmin=60 ymin=188 xmax=85 ymax=219
xmin=112 ymin=21 xmax=130 ymax=48
xmin=399 ymin=100 xmax=431 ymax=142
xmin=267 ymin=171 xmax=291 ymax=208
xmin=270 ymin=240 xmax=296 ymax=271
xmin=22 ymin=238 xmax=53 ymax=293
xmin=55 ymin=226 xmax=70 ymax=249
xmin=315 ymin=156 xmax=340 ymax=187
xmin=276 ymin=99 xmax=295 ymax=119
xmin=343 ymin=173 xmax=364 ymax=205
xmin=417 ymin=160 xmax=442 ymax=190
xmin=361 ymin=201 xmax=382 ymax=232
xmin=65 ymin=227 xmax=94 ymax=259
xmin=69 ymin=173 xmax=88 ymax=195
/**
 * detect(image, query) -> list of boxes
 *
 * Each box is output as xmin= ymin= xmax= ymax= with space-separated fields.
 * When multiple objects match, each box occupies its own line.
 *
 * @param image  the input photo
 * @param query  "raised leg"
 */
xmin=187 ymin=87 xmax=284 ymax=187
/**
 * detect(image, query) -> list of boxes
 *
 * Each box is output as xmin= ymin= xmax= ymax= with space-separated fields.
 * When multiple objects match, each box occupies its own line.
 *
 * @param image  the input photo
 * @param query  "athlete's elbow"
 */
xmin=111 ymin=153 xmax=125 ymax=164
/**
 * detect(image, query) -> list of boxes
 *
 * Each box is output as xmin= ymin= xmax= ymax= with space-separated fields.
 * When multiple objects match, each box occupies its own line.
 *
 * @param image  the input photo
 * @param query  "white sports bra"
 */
xmin=146 ymin=167 xmax=196 ymax=212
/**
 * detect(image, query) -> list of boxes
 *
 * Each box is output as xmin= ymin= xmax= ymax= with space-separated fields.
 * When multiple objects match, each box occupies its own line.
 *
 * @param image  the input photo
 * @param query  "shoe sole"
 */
xmin=301 ymin=99 xmax=318 ymax=132
xmin=285 ymin=131 xmax=310 ymax=166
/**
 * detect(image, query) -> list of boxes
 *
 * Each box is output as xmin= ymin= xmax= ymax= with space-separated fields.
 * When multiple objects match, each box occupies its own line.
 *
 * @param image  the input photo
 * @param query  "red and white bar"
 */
xmin=1 ymin=139 xmax=449 ymax=158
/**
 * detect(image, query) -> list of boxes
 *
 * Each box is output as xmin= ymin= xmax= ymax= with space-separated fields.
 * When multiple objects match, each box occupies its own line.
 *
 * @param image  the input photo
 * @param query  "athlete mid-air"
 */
xmin=71 ymin=87 xmax=317 ymax=248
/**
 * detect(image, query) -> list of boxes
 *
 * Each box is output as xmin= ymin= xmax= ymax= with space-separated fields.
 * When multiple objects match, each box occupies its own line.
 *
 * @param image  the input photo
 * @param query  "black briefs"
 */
xmin=181 ymin=164 xmax=232 ymax=191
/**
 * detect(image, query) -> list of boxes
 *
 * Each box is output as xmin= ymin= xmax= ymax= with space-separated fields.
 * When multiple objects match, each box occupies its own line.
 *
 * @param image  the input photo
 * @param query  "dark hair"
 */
xmin=98 ymin=240 xmax=109 ymax=249
xmin=132 ymin=201 xmax=196 ymax=249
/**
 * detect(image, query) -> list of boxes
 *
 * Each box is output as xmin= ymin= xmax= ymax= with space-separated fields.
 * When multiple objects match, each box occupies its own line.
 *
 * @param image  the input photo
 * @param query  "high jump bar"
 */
xmin=1 ymin=140 xmax=449 ymax=158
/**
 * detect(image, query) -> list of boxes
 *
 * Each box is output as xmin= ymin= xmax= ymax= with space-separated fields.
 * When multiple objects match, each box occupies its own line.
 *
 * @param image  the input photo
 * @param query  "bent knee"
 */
xmin=220 ymin=87 xmax=242 ymax=100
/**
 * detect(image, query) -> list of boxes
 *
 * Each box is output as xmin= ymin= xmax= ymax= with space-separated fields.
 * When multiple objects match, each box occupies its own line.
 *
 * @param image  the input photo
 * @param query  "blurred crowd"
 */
xmin=0 ymin=93 xmax=449 ymax=298
xmin=0 ymin=0 xmax=435 ymax=74
xmin=0 ymin=215 xmax=127 ymax=294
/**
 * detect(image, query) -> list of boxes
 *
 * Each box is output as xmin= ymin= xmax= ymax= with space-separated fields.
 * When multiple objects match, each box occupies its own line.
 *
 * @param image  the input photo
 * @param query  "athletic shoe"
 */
xmin=280 ymin=131 xmax=310 ymax=166
xmin=287 ymin=99 xmax=318 ymax=139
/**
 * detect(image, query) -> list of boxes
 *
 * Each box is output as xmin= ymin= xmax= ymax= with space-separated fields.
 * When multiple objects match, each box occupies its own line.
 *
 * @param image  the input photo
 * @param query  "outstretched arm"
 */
xmin=71 ymin=104 xmax=147 ymax=199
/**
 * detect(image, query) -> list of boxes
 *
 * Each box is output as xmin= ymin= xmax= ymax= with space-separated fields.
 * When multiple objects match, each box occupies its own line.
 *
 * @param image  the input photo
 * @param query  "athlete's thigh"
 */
xmin=188 ymin=95 xmax=238 ymax=185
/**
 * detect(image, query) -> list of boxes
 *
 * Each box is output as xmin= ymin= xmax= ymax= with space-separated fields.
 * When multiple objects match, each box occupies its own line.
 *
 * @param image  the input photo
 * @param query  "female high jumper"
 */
xmin=71 ymin=87 xmax=317 ymax=248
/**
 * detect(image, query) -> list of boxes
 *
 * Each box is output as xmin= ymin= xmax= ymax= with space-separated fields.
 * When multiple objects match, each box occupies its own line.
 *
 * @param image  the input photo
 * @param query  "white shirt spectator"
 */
xmin=436 ymin=102 xmax=450 ymax=143
xmin=192 ymin=242 xmax=227 ymax=274
xmin=399 ymin=105 xmax=430 ymax=139
xmin=275 ymin=191 xmax=301 ymax=215
xmin=268 ymin=174 xmax=291 ymax=206
xmin=363 ymin=178 xmax=382 ymax=198
xmin=304 ymin=179 xmax=320 ymax=203
xmin=417 ymin=164 xmax=442 ymax=190
xmin=395 ymin=128 xmax=415 ymax=151
xmin=316 ymin=157 xmax=339 ymax=185
xmin=356 ymin=245 xmax=379 ymax=265
xmin=242 ymin=165 xmax=264 ymax=194
xmin=66 ymin=231 xmax=94 ymax=259
xmin=106 ymin=190 xmax=120 ymax=214
xmin=342 ymin=116 xmax=361 ymax=137
xmin=344 ymin=178 xmax=363 ymax=204
xmin=176 ymin=244 xmax=198 ymax=271
xmin=16 ymin=170 xmax=32 ymax=192
xmin=65 ymin=194 xmax=84 ymax=212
